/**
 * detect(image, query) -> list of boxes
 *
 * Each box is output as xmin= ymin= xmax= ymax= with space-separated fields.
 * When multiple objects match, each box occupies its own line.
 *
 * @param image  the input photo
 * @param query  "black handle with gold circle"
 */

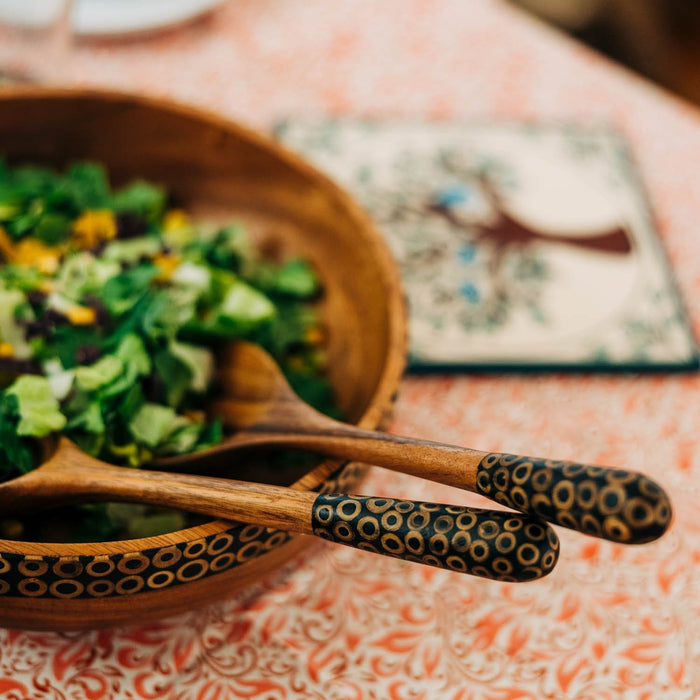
xmin=311 ymin=494 xmax=560 ymax=581
xmin=475 ymin=454 xmax=672 ymax=544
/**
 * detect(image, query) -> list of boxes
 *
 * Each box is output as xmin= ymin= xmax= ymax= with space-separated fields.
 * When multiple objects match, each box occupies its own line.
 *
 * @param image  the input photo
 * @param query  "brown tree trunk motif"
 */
xmin=428 ymin=171 xmax=633 ymax=309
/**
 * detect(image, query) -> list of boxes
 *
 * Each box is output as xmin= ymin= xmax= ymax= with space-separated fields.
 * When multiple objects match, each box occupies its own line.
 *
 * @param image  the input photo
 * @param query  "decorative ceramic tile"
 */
xmin=3 ymin=3 xmax=700 ymax=698
xmin=277 ymin=120 xmax=699 ymax=371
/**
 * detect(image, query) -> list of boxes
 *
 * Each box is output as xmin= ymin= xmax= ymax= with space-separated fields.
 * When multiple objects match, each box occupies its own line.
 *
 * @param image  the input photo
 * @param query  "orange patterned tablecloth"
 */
xmin=1 ymin=1 xmax=699 ymax=698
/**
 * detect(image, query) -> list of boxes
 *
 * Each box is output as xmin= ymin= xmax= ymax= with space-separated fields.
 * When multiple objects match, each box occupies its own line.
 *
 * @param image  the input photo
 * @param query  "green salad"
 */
xmin=0 ymin=159 xmax=334 ymax=541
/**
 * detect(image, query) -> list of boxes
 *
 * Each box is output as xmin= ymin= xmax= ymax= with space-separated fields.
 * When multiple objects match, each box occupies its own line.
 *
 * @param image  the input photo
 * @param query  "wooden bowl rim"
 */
xmin=0 ymin=86 xmax=407 ymax=557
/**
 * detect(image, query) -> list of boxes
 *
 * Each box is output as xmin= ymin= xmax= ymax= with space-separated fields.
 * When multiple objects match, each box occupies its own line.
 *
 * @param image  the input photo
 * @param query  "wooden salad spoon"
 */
xmin=161 ymin=342 xmax=673 ymax=546
xmin=0 ymin=437 xmax=560 ymax=583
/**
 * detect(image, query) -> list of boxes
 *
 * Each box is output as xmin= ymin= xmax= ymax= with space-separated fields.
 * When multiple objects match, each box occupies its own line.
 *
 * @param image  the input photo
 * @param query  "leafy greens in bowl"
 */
xmin=0 ymin=159 xmax=334 ymax=542
xmin=0 ymin=89 xmax=405 ymax=631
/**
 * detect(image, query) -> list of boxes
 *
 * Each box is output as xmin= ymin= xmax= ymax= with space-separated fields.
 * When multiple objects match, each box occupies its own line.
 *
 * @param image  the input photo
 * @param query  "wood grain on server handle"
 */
xmin=0 ymin=87 xmax=407 ymax=630
xmin=175 ymin=341 xmax=671 ymax=546
xmin=206 ymin=382 xmax=672 ymax=546
xmin=1 ymin=441 xmax=559 ymax=582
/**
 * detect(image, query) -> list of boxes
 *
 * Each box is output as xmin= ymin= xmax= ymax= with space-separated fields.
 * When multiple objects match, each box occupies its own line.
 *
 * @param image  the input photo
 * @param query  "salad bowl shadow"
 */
xmin=0 ymin=87 xmax=406 ymax=630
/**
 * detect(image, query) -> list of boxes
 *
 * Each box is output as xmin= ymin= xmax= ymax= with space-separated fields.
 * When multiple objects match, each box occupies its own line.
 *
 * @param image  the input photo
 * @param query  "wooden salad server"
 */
xmin=0 ymin=437 xmax=560 ymax=582
xmin=161 ymin=342 xmax=673 ymax=546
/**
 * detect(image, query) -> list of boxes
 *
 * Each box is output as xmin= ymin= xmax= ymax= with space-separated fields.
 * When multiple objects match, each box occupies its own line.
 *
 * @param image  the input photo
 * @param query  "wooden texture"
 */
xmin=168 ymin=342 xmax=673 ymax=545
xmin=0 ymin=439 xmax=560 ymax=583
xmin=3 ymin=439 xmax=321 ymax=535
xmin=0 ymin=87 xmax=407 ymax=630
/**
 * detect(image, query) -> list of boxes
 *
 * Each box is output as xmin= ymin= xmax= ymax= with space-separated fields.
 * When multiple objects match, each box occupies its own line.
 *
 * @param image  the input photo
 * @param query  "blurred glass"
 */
xmin=0 ymin=0 xmax=73 ymax=84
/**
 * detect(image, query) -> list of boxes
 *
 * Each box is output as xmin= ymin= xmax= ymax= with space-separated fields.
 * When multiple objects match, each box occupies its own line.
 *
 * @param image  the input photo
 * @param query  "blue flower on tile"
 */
xmin=459 ymin=282 xmax=480 ymax=303
xmin=431 ymin=185 xmax=472 ymax=209
xmin=458 ymin=243 xmax=478 ymax=264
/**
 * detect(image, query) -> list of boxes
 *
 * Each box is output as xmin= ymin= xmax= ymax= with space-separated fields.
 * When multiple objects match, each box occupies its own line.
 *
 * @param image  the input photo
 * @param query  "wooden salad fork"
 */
xmin=0 ymin=437 xmax=560 ymax=582
xmin=161 ymin=342 xmax=673 ymax=546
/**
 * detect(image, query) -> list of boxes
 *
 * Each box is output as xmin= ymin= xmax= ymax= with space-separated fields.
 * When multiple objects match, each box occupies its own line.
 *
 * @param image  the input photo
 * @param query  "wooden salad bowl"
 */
xmin=0 ymin=88 xmax=407 ymax=630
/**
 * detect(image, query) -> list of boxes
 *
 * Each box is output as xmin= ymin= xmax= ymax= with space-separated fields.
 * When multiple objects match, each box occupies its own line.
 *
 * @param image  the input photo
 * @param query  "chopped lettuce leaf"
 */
xmin=274 ymin=259 xmax=319 ymax=297
xmin=43 ymin=324 xmax=104 ymax=369
xmin=6 ymin=375 xmax=66 ymax=437
xmin=99 ymin=264 xmax=158 ymax=316
xmin=141 ymin=287 xmax=197 ymax=340
xmin=95 ymin=336 xmax=147 ymax=406
xmin=102 ymin=236 xmax=161 ymax=265
xmin=116 ymin=383 xmax=146 ymax=423
xmin=251 ymin=299 xmax=319 ymax=356
xmin=169 ymin=340 xmax=213 ymax=393
xmin=155 ymin=423 xmax=201 ymax=455
xmin=195 ymin=417 xmax=223 ymax=451
xmin=216 ymin=279 xmax=276 ymax=331
xmin=57 ymin=252 xmax=121 ymax=302
xmin=0 ymin=158 xmax=336 ymax=541
xmin=156 ymin=417 xmax=222 ymax=457
xmin=0 ymin=264 xmax=44 ymax=293
xmin=129 ymin=402 xmax=187 ymax=448
xmin=153 ymin=347 xmax=193 ymax=407
xmin=171 ymin=262 xmax=211 ymax=294
xmin=250 ymin=259 xmax=319 ymax=298
xmin=115 ymin=333 xmax=151 ymax=377
xmin=66 ymin=401 xmax=105 ymax=434
xmin=286 ymin=366 xmax=341 ymax=420
xmin=33 ymin=212 xmax=71 ymax=245
xmin=45 ymin=292 xmax=81 ymax=315
xmin=111 ymin=181 xmax=166 ymax=221
xmin=0 ymin=392 xmax=36 ymax=475
xmin=0 ymin=288 xmax=35 ymax=359
xmin=64 ymin=162 xmax=111 ymax=210
xmin=75 ymin=355 xmax=123 ymax=392
xmin=42 ymin=359 xmax=75 ymax=401
xmin=201 ymin=225 xmax=250 ymax=271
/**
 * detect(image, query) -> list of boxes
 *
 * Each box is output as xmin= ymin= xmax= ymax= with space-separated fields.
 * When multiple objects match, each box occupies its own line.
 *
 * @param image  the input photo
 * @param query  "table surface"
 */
xmin=1 ymin=1 xmax=699 ymax=698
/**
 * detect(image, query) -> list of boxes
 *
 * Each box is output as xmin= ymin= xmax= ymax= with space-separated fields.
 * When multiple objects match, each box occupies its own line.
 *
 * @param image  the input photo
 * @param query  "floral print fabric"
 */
xmin=0 ymin=0 xmax=699 ymax=697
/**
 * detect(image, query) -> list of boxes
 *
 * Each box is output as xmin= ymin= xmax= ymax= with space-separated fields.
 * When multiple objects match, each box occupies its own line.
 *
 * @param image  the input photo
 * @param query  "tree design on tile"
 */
xmin=425 ymin=158 xmax=634 ymax=330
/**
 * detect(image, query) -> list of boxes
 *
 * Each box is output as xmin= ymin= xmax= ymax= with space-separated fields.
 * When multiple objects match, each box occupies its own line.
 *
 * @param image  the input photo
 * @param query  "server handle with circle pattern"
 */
xmin=3 ymin=443 xmax=560 ymax=583
xmin=217 ymin=421 xmax=673 ymax=544
xmin=310 ymin=494 xmax=559 ymax=581
xmin=472 ymin=453 xmax=672 ymax=544
xmin=204 ymin=341 xmax=672 ymax=546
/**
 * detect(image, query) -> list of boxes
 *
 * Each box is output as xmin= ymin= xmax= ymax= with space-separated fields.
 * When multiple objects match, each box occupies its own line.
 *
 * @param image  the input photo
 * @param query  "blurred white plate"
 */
xmin=73 ymin=0 xmax=226 ymax=37
xmin=0 ymin=0 xmax=226 ymax=36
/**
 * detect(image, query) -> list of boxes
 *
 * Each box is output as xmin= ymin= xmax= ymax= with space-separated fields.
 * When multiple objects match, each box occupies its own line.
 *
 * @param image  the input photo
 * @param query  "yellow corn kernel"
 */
xmin=71 ymin=210 xmax=117 ymax=250
xmin=39 ymin=279 xmax=55 ymax=294
xmin=153 ymin=253 xmax=182 ymax=282
xmin=66 ymin=306 xmax=97 ymax=326
xmin=287 ymin=355 xmax=306 ymax=373
xmin=0 ymin=225 xmax=15 ymax=261
xmin=184 ymin=409 xmax=206 ymax=423
xmin=305 ymin=326 xmax=324 ymax=345
xmin=0 ymin=342 xmax=14 ymax=357
xmin=38 ymin=257 xmax=60 ymax=275
xmin=12 ymin=239 xmax=64 ymax=274
xmin=163 ymin=209 xmax=189 ymax=232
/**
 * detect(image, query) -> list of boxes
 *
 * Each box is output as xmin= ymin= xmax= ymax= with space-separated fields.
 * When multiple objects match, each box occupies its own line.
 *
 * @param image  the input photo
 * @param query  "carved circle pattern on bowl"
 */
xmin=0 ymin=460 xmax=364 ymax=600
xmin=0 ymin=526 xmax=292 ymax=600
xmin=0 ymin=88 xmax=406 ymax=629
